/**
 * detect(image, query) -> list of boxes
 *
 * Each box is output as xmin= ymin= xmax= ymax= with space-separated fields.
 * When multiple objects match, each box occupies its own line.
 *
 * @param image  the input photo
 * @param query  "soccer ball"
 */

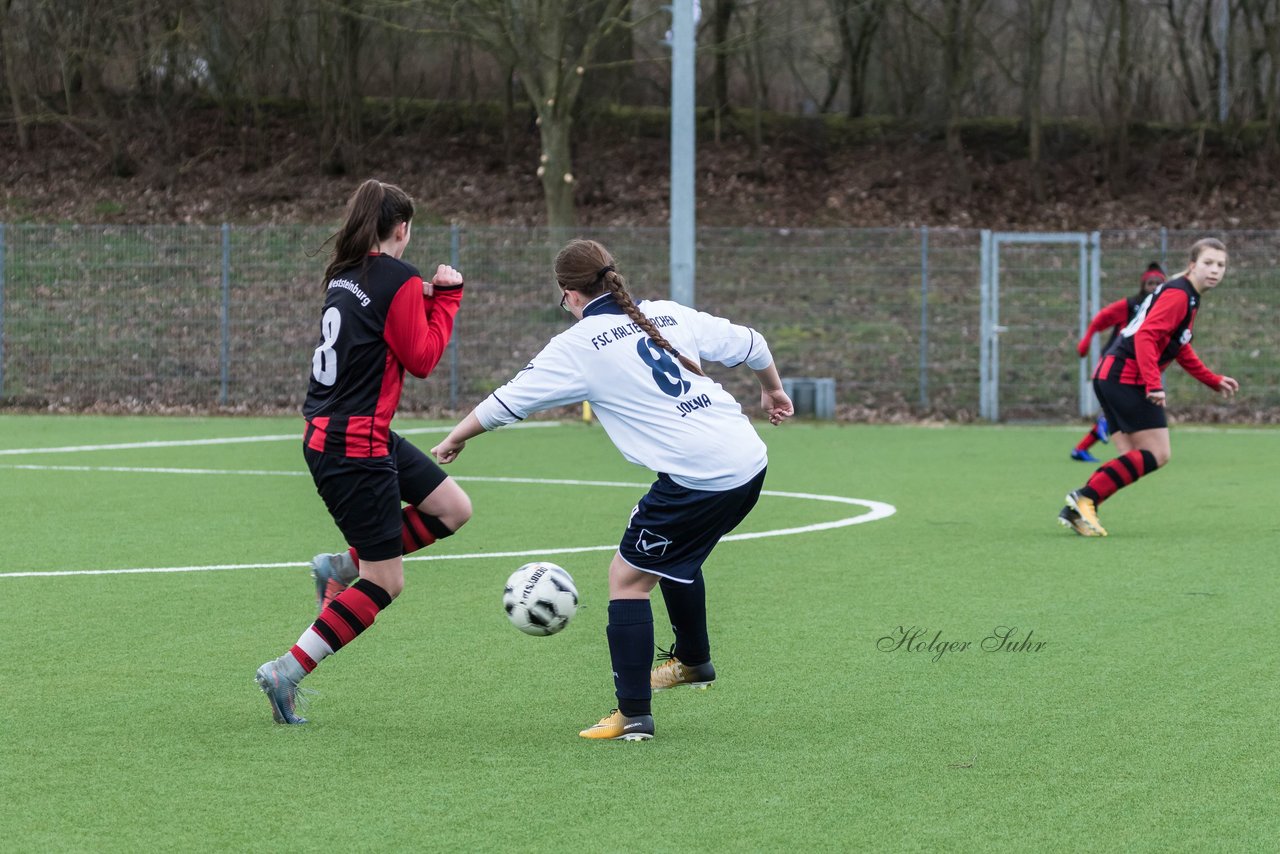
xmin=503 ymin=561 xmax=578 ymax=636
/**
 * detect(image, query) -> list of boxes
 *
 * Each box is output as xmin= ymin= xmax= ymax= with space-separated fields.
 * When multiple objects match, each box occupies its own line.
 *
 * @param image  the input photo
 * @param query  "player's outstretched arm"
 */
xmin=431 ymin=411 xmax=487 ymax=464
xmin=1217 ymin=376 xmax=1240 ymax=397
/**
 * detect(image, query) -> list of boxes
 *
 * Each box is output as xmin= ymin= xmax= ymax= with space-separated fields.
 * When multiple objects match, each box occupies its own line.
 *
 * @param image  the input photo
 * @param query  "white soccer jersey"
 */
xmin=474 ymin=294 xmax=775 ymax=491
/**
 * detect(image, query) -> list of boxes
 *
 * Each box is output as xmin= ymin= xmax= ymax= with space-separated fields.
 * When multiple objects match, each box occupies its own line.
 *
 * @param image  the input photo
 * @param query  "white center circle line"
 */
xmin=0 ymin=475 xmax=895 ymax=578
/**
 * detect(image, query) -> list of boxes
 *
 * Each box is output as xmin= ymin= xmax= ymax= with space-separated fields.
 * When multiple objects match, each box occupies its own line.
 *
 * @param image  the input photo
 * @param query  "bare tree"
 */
xmin=905 ymin=0 xmax=990 ymax=196
xmin=824 ymin=0 xmax=886 ymax=117
xmin=35 ymin=2 xmax=142 ymax=175
xmin=978 ymin=0 xmax=1060 ymax=200
xmin=1079 ymin=0 xmax=1133 ymax=190
xmin=1163 ymin=0 xmax=1210 ymax=119
xmin=745 ymin=0 xmax=768 ymax=165
xmin=711 ymin=0 xmax=737 ymax=120
xmin=397 ymin=0 xmax=631 ymax=228
xmin=882 ymin=3 xmax=930 ymax=117
xmin=1239 ymin=0 xmax=1280 ymax=154
xmin=1022 ymin=0 xmax=1058 ymax=201
xmin=322 ymin=0 xmax=368 ymax=175
xmin=1199 ymin=0 xmax=1227 ymax=122
xmin=0 ymin=0 xmax=30 ymax=149
xmin=579 ymin=1 xmax=635 ymax=105
xmin=8 ymin=0 xmax=1280 ymax=214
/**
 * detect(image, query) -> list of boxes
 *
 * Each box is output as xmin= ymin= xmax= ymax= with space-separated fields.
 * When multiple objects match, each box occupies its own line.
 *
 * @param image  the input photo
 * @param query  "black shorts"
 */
xmin=618 ymin=468 xmax=767 ymax=584
xmin=303 ymin=432 xmax=449 ymax=561
xmin=1093 ymin=378 xmax=1168 ymax=434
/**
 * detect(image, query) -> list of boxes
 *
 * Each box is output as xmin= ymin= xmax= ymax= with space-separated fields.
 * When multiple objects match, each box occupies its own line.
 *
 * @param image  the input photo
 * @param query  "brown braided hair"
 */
xmin=555 ymin=238 xmax=706 ymax=378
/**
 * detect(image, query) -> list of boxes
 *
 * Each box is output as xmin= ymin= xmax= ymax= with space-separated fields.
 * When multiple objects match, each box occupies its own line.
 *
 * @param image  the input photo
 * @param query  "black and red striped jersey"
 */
xmin=1076 ymin=295 xmax=1144 ymax=356
xmin=303 ymin=253 xmax=463 ymax=457
xmin=1095 ymin=276 xmax=1220 ymax=393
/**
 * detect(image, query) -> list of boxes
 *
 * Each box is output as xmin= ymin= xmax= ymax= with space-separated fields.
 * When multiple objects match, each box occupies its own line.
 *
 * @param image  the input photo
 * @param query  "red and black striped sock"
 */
xmin=348 ymin=508 xmax=455 ymax=571
xmin=400 ymin=506 xmax=454 ymax=555
xmin=1074 ymin=426 xmax=1103 ymax=452
xmin=289 ymin=578 xmax=393 ymax=673
xmin=1083 ymin=450 xmax=1159 ymax=505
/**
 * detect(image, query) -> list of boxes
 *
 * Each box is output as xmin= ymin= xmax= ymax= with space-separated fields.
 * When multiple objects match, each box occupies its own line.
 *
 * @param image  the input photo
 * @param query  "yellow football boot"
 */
xmin=1065 ymin=490 xmax=1107 ymax=537
xmin=578 ymin=709 xmax=654 ymax=741
xmin=650 ymin=647 xmax=717 ymax=691
xmin=1057 ymin=505 xmax=1097 ymax=537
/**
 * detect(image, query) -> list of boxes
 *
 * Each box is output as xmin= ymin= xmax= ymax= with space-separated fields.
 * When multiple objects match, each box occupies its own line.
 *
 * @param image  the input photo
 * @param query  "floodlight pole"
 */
xmin=669 ymin=0 xmax=696 ymax=307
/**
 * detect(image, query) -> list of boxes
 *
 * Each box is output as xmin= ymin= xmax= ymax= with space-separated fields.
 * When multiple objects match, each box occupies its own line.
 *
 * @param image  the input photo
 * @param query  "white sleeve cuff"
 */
xmin=745 ymin=334 xmax=773 ymax=372
xmin=474 ymin=394 xmax=520 ymax=431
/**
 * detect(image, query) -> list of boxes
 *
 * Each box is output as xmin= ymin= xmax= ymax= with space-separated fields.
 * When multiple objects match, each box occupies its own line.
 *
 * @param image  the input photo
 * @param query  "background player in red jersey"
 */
xmin=1069 ymin=263 xmax=1167 ymax=462
xmin=255 ymin=179 xmax=470 ymax=724
xmin=1059 ymin=238 xmax=1239 ymax=537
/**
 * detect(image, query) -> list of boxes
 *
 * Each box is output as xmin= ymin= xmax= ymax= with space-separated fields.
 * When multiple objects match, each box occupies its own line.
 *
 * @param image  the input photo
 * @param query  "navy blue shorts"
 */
xmin=303 ymin=432 xmax=449 ymax=561
xmin=618 ymin=468 xmax=766 ymax=584
xmin=1094 ymin=378 xmax=1168 ymax=434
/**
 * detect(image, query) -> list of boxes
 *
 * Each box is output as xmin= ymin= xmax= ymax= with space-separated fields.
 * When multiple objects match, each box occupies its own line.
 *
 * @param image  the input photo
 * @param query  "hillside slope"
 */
xmin=3 ymin=103 xmax=1276 ymax=231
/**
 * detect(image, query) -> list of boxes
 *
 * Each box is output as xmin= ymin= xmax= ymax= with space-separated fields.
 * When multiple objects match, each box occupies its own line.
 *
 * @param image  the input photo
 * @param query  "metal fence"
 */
xmin=0 ymin=224 xmax=1275 ymax=421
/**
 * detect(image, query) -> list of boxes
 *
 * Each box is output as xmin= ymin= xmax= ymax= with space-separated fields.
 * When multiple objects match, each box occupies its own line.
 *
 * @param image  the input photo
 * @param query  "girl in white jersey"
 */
xmin=432 ymin=238 xmax=793 ymax=741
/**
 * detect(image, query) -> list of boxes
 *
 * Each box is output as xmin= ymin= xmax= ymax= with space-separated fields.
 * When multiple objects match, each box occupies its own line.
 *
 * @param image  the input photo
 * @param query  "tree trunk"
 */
xmin=749 ymin=1 xmax=766 ymax=169
xmin=0 ymin=0 xmax=30 ymax=150
xmin=334 ymin=0 xmax=365 ymax=174
xmin=536 ymin=107 xmax=577 ymax=229
xmin=1266 ymin=7 xmax=1280 ymax=156
xmin=941 ymin=0 xmax=972 ymax=196
xmin=836 ymin=0 xmax=885 ymax=118
xmin=448 ymin=0 xmax=626 ymax=227
xmin=1109 ymin=0 xmax=1133 ymax=193
xmin=1028 ymin=78 xmax=1044 ymax=203
xmin=502 ymin=61 xmax=518 ymax=164
xmin=1242 ymin=0 xmax=1280 ymax=156
xmin=1023 ymin=0 xmax=1055 ymax=203
xmin=1164 ymin=0 xmax=1206 ymax=118
xmin=716 ymin=0 xmax=737 ymax=140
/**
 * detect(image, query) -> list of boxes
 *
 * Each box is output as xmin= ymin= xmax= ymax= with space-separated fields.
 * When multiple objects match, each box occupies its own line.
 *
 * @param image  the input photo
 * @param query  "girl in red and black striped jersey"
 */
xmin=255 ymin=179 xmax=470 ymax=725
xmin=1069 ymin=263 xmax=1167 ymax=462
xmin=1059 ymin=238 xmax=1239 ymax=537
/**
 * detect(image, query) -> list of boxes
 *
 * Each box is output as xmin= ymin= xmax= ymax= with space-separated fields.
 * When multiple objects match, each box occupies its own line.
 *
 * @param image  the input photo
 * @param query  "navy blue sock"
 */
xmin=659 ymin=572 xmax=710 ymax=666
xmin=606 ymin=599 xmax=653 ymax=717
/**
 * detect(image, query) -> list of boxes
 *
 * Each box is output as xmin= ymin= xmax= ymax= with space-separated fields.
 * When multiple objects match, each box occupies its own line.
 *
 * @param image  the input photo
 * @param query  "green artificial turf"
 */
xmin=1 ymin=415 xmax=1276 ymax=852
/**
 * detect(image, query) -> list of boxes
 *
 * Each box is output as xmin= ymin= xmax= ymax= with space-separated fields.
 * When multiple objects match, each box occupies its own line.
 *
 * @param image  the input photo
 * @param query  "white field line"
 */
xmin=1015 ymin=425 xmax=1279 ymax=435
xmin=0 ymin=471 xmax=895 ymax=577
xmin=3 ymin=464 xmax=311 ymax=476
xmin=0 ymin=421 xmax=563 ymax=456
xmin=4 ymin=420 xmax=1270 ymax=458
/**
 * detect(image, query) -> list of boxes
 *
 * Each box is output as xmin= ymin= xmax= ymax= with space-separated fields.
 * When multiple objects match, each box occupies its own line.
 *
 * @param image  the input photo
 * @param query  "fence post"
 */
xmin=220 ymin=223 xmax=230 ymax=406
xmin=979 ymin=229 xmax=992 ymax=420
xmin=1087 ymin=231 xmax=1102 ymax=416
xmin=449 ymin=223 xmax=460 ymax=410
xmin=918 ymin=225 xmax=929 ymax=410
xmin=1078 ymin=234 xmax=1091 ymax=417
xmin=0 ymin=223 xmax=6 ymax=400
